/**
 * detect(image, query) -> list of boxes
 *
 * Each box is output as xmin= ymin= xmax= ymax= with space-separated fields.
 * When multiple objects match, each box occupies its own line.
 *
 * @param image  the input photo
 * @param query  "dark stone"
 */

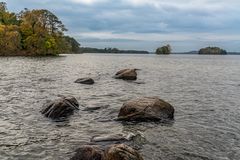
xmin=41 ymin=96 xmax=79 ymax=119
xmin=118 ymin=97 xmax=174 ymax=122
xmin=114 ymin=69 xmax=138 ymax=80
xmin=75 ymin=78 xmax=94 ymax=85
xmin=71 ymin=145 xmax=104 ymax=160
xmin=83 ymin=106 xmax=102 ymax=111
xmin=104 ymin=144 xmax=144 ymax=160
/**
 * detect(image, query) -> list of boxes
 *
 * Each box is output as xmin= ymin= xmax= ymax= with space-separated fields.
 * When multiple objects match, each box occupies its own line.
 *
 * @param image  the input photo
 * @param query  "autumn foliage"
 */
xmin=0 ymin=2 xmax=80 ymax=56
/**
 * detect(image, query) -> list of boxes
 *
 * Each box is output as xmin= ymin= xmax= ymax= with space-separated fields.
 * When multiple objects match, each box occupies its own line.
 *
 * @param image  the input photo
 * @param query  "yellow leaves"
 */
xmin=20 ymin=22 xmax=33 ymax=37
xmin=0 ymin=10 xmax=18 ymax=25
xmin=45 ymin=37 xmax=56 ymax=50
xmin=0 ymin=24 xmax=4 ymax=33
xmin=0 ymin=24 xmax=19 ymax=32
xmin=1 ymin=2 xmax=71 ymax=56
xmin=0 ymin=25 xmax=21 ymax=54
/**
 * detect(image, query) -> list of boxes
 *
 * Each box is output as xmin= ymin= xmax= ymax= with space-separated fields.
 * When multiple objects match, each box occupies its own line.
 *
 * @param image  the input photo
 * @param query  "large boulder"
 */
xmin=104 ymin=144 xmax=144 ymax=160
xmin=75 ymin=78 xmax=94 ymax=85
xmin=71 ymin=145 xmax=104 ymax=160
xmin=118 ymin=97 xmax=174 ymax=121
xmin=114 ymin=69 xmax=138 ymax=80
xmin=41 ymin=96 xmax=79 ymax=119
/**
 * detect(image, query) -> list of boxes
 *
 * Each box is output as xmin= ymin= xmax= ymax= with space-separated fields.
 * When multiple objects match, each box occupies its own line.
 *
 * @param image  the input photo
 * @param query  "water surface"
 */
xmin=0 ymin=54 xmax=240 ymax=160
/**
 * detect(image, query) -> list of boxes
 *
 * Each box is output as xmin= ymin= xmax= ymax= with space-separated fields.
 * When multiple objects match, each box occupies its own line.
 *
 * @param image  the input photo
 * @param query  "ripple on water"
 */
xmin=0 ymin=54 xmax=240 ymax=160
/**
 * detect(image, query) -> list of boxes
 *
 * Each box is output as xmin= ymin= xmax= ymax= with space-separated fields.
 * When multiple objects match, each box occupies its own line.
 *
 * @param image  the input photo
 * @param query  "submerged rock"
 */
xmin=83 ymin=106 xmax=102 ymax=111
xmin=105 ymin=144 xmax=144 ymax=160
xmin=71 ymin=144 xmax=144 ymax=160
xmin=41 ymin=96 xmax=79 ymax=119
xmin=75 ymin=78 xmax=94 ymax=85
xmin=70 ymin=145 xmax=104 ymax=160
xmin=114 ymin=69 xmax=138 ymax=80
xmin=118 ymin=97 xmax=174 ymax=122
xmin=91 ymin=132 xmax=144 ymax=143
xmin=91 ymin=134 xmax=126 ymax=143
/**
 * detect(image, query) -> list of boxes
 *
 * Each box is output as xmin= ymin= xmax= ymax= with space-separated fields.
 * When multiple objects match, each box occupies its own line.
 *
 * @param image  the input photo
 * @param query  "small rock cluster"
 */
xmin=71 ymin=144 xmax=143 ymax=160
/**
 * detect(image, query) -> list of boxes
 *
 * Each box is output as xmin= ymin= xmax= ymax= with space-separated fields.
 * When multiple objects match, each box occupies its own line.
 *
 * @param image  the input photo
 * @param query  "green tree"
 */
xmin=0 ymin=2 xmax=18 ymax=25
xmin=199 ymin=47 xmax=227 ymax=55
xmin=156 ymin=44 xmax=172 ymax=54
xmin=0 ymin=2 xmax=80 ymax=56
xmin=64 ymin=36 xmax=80 ymax=53
xmin=19 ymin=9 xmax=69 ymax=55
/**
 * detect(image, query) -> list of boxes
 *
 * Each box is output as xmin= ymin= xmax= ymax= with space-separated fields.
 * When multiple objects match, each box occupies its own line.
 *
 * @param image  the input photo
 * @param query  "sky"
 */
xmin=5 ymin=0 xmax=240 ymax=52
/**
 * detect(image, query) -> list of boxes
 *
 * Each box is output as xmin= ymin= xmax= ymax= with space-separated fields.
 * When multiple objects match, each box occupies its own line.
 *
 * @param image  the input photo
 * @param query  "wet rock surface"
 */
xmin=41 ymin=96 xmax=79 ymax=119
xmin=118 ymin=97 xmax=174 ymax=121
xmin=71 ymin=144 xmax=144 ymax=160
xmin=70 ymin=145 xmax=104 ymax=160
xmin=75 ymin=78 xmax=95 ymax=84
xmin=114 ymin=69 xmax=138 ymax=80
xmin=90 ymin=132 xmax=144 ymax=143
xmin=91 ymin=134 xmax=127 ymax=143
xmin=105 ymin=144 xmax=144 ymax=160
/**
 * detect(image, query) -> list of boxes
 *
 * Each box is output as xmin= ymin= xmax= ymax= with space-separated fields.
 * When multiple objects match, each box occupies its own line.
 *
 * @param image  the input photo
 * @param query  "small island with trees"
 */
xmin=155 ymin=44 xmax=172 ymax=54
xmin=0 ymin=2 xmax=80 ymax=56
xmin=198 ymin=46 xmax=227 ymax=55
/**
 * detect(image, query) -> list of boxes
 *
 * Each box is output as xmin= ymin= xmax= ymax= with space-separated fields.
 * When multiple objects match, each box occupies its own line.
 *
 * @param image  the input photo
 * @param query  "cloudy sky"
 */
xmin=5 ymin=0 xmax=240 ymax=52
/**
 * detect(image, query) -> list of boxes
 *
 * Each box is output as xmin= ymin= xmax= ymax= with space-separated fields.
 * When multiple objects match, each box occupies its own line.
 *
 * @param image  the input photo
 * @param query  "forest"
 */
xmin=79 ymin=47 xmax=149 ymax=54
xmin=0 ymin=2 xmax=80 ymax=56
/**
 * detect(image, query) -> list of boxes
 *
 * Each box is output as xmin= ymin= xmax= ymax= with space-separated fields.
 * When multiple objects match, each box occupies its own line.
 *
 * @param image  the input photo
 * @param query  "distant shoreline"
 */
xmin=80 ymin=52 xmax=240 ymax=55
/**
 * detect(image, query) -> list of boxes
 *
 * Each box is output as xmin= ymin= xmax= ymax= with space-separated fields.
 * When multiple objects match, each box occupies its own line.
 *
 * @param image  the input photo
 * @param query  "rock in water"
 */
xmin=105 ymin=144 xmax=144 ymax=160
xmin=118 ymin=97 xmax=174 ymax=121
xmin=41 ymin=96 xmax=79 ymax=119
xmin=71 ymin=145 xmax=104 ymax=160
xmin=114 ymin=69 xmax=137 ymax=80
xmin=91 ymin=134 xmax=127 ymax=143
xmin=75 ymin=78 xmax=94 ymax=85
xmin=91 ymin=132 xmax=143 ymax=143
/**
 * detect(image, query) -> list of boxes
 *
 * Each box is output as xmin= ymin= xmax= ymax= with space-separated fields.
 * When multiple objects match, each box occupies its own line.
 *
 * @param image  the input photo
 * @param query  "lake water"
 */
xmin=0 ymin=54 xmax=240 ymax=160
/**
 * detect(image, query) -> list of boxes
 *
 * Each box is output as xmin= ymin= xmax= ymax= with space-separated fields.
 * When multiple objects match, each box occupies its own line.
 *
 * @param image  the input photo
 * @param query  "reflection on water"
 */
xmin=0 ymin=54 xmax=240 ymax=160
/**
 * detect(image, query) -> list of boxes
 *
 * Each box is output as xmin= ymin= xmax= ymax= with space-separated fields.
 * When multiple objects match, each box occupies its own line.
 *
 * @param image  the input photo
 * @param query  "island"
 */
xmin=155 ymin=44 xmax=172 ymax=54
xmin=198 ymin=47 xmax=227 ymax=55
xmin=0 ymin=2 xmax=80 ymax=56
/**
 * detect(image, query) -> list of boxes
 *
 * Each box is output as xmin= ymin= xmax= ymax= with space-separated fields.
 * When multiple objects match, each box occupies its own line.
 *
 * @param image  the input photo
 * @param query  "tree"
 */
xmin=199 ymin=47 xmax=227 ymax=55
xmin=64 ymin=36 xmax=80 ymax=53
xmin=0 ymin=2 xmax=7 ymax=12
xmin=0 ymin=2 xmax=79 ymax=56
xmin=156 ymin=44 xmax=172 ymax=54
xmin=19 ymin=9 xmax=69 ymax=55
xmin=0 ymin=24 xmax=21 ymax=55
xmin=0 ymin=2 xmax=18 ymax=25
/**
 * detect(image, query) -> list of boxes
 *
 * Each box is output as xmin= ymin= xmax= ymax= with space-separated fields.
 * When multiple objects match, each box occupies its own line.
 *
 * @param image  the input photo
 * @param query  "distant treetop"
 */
xmin=199 ymin=47 xmax=227 ymax=55
xmin=156 ymin=44 xmax=172 ymax=54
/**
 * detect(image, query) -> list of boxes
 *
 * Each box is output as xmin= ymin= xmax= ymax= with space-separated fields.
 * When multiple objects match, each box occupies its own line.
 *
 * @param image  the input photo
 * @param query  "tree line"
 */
xmin=79 ymin=47 xmax=149 ymax=54
xmin=0 ymin=2 xmax=80 ymax=56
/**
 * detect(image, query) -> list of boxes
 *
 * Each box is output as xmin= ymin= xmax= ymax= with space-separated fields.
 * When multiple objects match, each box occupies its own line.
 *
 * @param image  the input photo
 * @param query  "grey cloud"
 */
xmin=4 ymin=0 xmax=240 ymax=51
